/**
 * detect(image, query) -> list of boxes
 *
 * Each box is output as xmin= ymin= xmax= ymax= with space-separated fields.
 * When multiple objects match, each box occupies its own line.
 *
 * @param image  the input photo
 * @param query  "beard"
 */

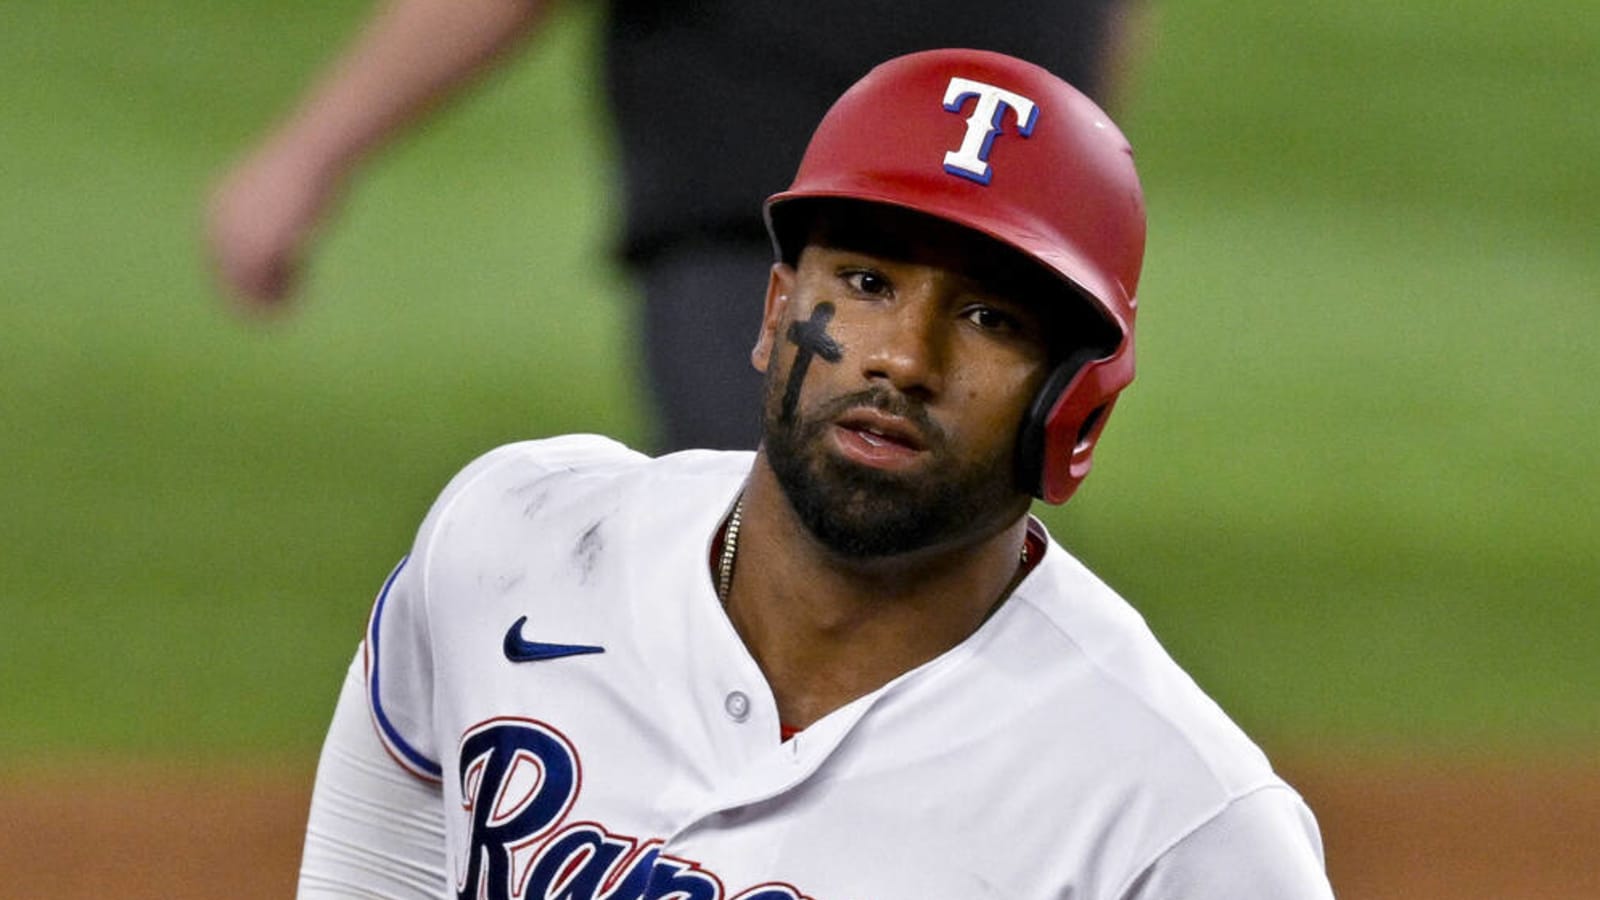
xmin=762 ymin=382 xmax=1023 ymax=559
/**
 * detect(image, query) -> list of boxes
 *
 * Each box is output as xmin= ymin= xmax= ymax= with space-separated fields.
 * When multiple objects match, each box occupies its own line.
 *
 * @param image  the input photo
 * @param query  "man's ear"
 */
xmin=750 ymin=262 xmax=797 ymax=374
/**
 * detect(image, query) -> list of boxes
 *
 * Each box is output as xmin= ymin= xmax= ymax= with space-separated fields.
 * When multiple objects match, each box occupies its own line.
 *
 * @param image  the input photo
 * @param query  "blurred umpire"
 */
xmin=206 ymin=0 xmax=1147 ymax=451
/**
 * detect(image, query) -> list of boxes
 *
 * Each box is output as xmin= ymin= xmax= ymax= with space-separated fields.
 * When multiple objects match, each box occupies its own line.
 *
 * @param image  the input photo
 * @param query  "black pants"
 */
xmin=637 ymin=238 xmax=773 ymax=453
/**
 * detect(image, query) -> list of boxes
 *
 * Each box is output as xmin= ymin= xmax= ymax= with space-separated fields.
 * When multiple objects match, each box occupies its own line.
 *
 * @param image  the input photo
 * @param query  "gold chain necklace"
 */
xmin=716 ymin=496 xmax=744 ymax=604
xmin=716 ymin=495 xmax=1032 ymax=605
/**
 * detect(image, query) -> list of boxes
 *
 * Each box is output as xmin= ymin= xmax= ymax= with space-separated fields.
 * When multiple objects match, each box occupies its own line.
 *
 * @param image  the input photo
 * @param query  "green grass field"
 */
xmin=2 ymin=1 xmax=1595 ymax=763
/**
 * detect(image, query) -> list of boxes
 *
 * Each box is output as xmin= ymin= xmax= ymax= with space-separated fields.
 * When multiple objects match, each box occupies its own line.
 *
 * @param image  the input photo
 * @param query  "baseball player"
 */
xmin=298 ymin=50 xmax=1335 ymax=899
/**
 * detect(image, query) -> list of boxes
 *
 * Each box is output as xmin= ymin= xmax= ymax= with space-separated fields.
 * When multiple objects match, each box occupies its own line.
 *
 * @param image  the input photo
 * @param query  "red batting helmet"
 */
xmin=765 ymin=48 xmax=1146 ymax=504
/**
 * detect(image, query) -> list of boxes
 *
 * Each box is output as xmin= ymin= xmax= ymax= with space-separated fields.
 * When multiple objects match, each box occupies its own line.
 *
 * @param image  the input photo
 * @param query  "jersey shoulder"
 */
xmin=999 ymin=537 xmax=1323 ymax=888
xmin=408 ymin=435 xmax=751 ymax=582
xmin=413 ymin=435 xmax=644 ymax=535
xmin=439 ymin=433 xmax=647 ymax=499
xmin=1012 ymin=533 xmax=1282 ymax=800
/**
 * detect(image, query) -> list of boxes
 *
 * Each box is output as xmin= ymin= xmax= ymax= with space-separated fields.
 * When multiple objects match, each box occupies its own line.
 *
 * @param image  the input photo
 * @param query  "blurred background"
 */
xmin=1 ymin=1 xmax=1596 ymax=897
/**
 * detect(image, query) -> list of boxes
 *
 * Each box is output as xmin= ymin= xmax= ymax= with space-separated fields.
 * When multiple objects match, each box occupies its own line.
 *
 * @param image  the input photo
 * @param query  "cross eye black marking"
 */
xmin=780 ymin=301 xmax=844 ymax=422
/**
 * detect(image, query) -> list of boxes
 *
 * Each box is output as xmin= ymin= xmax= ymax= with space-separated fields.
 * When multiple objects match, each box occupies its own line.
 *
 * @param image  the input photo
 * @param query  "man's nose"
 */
xmin=858 ymin=291 xmax=947 ymax=399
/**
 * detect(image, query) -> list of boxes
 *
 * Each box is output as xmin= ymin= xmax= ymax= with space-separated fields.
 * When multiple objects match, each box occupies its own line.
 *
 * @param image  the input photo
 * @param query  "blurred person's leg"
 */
xmin=638 ymin=238 xmax=771 ymax=453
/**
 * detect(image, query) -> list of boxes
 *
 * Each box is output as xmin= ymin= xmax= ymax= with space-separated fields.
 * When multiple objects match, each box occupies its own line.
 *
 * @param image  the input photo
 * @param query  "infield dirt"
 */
xmin=2 ymin=756 xmax=1594 ymax=898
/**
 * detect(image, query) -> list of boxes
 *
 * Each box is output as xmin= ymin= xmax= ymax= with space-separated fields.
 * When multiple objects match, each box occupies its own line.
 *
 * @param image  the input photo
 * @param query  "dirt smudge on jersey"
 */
xmin=575 ymin=519 xmax=604 ymax=584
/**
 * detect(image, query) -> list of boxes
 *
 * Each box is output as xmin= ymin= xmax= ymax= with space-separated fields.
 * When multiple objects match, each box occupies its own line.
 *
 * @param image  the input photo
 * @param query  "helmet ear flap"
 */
xmin=1016 ymin=347 xmax=1104 ymax=501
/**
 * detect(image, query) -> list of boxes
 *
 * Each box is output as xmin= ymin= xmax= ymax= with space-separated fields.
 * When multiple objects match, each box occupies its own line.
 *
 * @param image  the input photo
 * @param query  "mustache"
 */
xmin=815 ymin=387 xmax=947 ymax=448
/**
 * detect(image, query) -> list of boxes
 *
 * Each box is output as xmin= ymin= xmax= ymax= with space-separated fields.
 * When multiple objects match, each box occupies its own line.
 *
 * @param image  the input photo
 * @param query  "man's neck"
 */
xmin=721 ymin=460 xmax=1032 ymax=732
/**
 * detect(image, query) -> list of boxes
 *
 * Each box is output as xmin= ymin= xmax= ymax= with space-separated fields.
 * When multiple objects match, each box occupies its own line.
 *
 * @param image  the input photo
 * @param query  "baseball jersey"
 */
xmin=306 ymin=435 xmax=1333 ymax=899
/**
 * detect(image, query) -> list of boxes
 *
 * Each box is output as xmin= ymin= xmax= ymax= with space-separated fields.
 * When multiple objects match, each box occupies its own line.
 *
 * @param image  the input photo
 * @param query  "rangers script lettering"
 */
xmin=457 ymin=719 xmax=814 ymax=900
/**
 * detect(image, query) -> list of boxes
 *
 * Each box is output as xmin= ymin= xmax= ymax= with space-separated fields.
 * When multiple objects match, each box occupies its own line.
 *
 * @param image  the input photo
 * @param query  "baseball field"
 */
xmin=2 ymin=1 xmax=1596 ymax=896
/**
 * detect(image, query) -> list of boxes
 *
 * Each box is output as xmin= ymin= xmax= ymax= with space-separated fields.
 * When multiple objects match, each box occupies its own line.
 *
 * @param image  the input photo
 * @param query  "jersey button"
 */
xmin=724 ymin=691 xmax=751 ymax=722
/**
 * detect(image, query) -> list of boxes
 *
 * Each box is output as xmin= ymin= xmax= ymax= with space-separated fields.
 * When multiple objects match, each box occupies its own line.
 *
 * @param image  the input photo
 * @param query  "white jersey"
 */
xmin=306 ymin=435 xmax=1333 ymax=899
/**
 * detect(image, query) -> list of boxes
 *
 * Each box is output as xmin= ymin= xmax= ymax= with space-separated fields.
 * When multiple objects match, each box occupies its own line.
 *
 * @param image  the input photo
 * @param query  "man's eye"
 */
xmin=843 ymin=270 xmax=891 ymax=296
xmin=963 ymin=305 xmax=1020 ymax=332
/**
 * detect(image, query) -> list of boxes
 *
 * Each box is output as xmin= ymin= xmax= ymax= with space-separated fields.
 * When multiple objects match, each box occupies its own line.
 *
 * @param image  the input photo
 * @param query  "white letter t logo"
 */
xmin=941 ymin=77 xmax=1038 ymax=185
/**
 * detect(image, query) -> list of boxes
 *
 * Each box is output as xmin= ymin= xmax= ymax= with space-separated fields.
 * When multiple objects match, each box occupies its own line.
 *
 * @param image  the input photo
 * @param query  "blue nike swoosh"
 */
xmin=503 ymin=615 xmax=605 ymax=662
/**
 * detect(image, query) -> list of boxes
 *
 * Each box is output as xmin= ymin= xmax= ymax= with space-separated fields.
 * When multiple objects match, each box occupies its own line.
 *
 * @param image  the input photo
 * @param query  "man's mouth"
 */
xmin=830 ymin=408 xmax=928 ymax=467
xmin=847 ymin=423 xmax=918 ymax=450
